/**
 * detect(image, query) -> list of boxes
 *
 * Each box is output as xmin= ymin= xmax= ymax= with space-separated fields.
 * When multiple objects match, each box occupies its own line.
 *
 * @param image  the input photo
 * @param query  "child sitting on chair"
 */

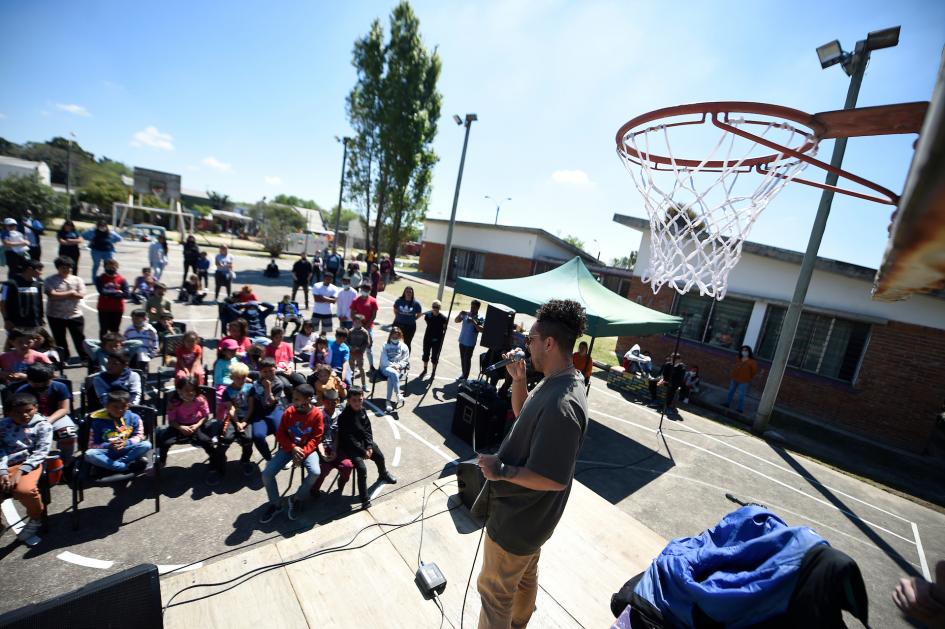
xmin=124 ymin=309 xmax=159 ymax=371
xmin=15 ymin=364 xmax=77 ymax=465
xmin=175 ymin=330 xmax=205 ymax=384
xmin=294 ymin=319 xmax=317 ymax=364
xmin=236 ymin=285 xmax=258 ymax=303
xmin=213 ymin=338 xmax=240 ymax=417
xmin=0 ymin=392 xmax=52 ymax=546
xmin=85 ymin=390 xmax=152 ymax=474
xmin=210 ymin=362 xmax=256 ymax=478
xmin=275 ymin=295 xmax=301 ymax=336
xmin=308 ymin=363 xmax=346 ymax=406
xmin=146 ymin=282 xmax=172 ymax=324
xmin=157 ymin=376 xmax=213 ymax=469
xmin=130 ymin=267 xmax=155 ymax=304
xmin=308 ymin=335 xmax=331 ymax=371
xmin=179 ymin=274 xmax=206 ymax=305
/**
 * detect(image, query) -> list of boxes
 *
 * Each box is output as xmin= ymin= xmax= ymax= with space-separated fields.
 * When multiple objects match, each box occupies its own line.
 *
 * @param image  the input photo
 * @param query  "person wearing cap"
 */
xmin=91 ymin=350 xmax=142 ymax=409
xmin=311 ymin=271 xmax=339 ymax=336
xmin=337 ymin=386 xmax=396 ymax=509
xmin=2 ymin=217 xmax=31 ymax=278
xmin=1 ymin=259 xmax=45 ymax=330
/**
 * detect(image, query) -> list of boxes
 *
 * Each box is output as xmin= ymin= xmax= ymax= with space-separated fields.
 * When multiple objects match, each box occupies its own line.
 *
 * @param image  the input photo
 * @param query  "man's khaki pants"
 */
xmin=477 ymin=533 xmax=540 ymax=629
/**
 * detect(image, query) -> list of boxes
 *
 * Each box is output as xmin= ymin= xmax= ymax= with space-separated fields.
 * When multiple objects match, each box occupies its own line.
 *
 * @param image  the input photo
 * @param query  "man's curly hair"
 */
xmin=534 ymin=299 xmax=587 ymax=353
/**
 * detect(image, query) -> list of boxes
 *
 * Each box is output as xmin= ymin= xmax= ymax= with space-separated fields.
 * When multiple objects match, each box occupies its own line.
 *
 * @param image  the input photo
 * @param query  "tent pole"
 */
xmin=429 ymin=290 xmax=458 ymax=384
xmin=584 ymin=336 xmax=595 ymax=396
xmin=658 ymin=325 xmax=683 ymax=433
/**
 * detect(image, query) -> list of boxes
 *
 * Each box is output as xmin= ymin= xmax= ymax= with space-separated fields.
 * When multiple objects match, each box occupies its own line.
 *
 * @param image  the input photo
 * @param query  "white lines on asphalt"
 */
xmin=57 ymin=551 xmax=114 ymax=569
xmin=168 ymin=446 xmax=197 ymax=456
xmin=912 ymin=522 xmax=931 ymax=580
xmin=391 ymin=419 xmax=456 ymax=464
xmin=79 ymin=292 xmax=221 ymax=323
xmin=590 ymin=407 xmax=918 ymax=546
xmin=158 ymin=562 xmax=204 ymax=575
xmin=363 ymin=399 xmax=385 ymax=417
xmin=386 ymin=416 xmax=401 ymax=440
xmin=588 ymin=380 xmax=915 ymax=525
xmin=370 ymin=483 xmax=388 ymax=501
xmin=1 ymin=498 xmax=24 ymax=534
xmin=393 ymin=447 xmax=402 ymax=468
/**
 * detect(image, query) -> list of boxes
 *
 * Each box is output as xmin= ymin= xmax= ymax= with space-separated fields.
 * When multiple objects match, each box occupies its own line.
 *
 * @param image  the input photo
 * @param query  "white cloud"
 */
xmin=551 ymin=169 xmax=592 ymax=185
xmin=130 ymin=126 xmax=174 ymax=150
xmin=0 ymin=112 xmax=5 ymax=119
xmin=56 ymin=103 xmax=91 ymax=117
xmin=202 ymin=156 xmax=232 ymax=173
xmin=264 ymin=176 xmax=282 ymax=185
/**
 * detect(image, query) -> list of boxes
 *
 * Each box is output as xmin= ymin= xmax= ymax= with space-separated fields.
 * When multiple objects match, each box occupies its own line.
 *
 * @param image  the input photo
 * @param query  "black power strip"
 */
xmin=415 ymin=562 xmax=447 ymax=600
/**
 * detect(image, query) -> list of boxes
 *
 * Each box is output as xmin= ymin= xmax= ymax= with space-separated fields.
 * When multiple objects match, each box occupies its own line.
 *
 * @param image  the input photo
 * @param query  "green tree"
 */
xmin=610 ymin=252 xmax=638 ymax=269
xmin=78 ymin=176 xmax=128 ymax=210
xmin=192 ymin=204 xmax=214 ymax=218
xmin=0 ymin=174 xmax=67 ymax=220
xmin=272 ymin=194 xmax=322 ymax=211
xmin=207 ymin=190 xmax=232 ymax=211
xmin=563 ymin=234 xmax=585 ymax=250
xmin=258 ymin=218 xmax=293 ymax=257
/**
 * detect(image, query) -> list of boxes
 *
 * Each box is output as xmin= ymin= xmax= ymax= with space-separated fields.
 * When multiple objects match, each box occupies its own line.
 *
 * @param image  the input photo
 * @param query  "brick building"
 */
xmin=418 ymin=218 xmax=635 ymax=291
xmin=613 ymin=214 xmax=945 ymax=454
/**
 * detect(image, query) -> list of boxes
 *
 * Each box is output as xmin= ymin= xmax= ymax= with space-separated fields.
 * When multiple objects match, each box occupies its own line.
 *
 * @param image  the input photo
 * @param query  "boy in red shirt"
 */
xmin=95 ymin=258 xmax=129 ymax=337
xmin=260 ymin=384 xmax=324 ymax=523
xmin=350 ymin=282 xmax=379 ymax=372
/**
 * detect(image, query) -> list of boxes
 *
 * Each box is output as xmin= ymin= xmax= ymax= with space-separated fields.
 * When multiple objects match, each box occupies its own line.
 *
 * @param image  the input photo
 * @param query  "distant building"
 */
xmin=613 ymin=213 xmax=945 ymax=455
xmin=0 ymin=156 xmax=51 ymax=186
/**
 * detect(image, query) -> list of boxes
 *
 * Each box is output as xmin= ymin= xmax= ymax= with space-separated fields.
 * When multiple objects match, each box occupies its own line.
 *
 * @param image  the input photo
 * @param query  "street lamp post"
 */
xmin=436 ymin=113 xmax=478 ymax=301
xmin=332 ymin=136 xmax=351 ymax=256
xmin=753 ymin=26 xmax=900 ymax=434
xmin=66 ymin=131 xmax=75 ymax=198
xmin=485 ymin=195 xmax=511 ymax=225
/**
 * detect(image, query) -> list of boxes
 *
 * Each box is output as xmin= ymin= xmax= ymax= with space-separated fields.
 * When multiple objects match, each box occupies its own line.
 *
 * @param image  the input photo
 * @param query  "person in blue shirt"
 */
xmin=392 ymin=286 xmax=422 ymax=355
xmin=20 ymin=210 xmax=44 ymax=262
xmin=329 ymin=328 xmax=351 ymax=385
xmin=196 ymin=251 xmax=211 ymax=287
xmin=323 ymin=250 xmax=342 ymax=285
xmin=455 ymin=300 xmax=484 ymax=381
xmin=82 ymin=219 xmax=123 ymax=281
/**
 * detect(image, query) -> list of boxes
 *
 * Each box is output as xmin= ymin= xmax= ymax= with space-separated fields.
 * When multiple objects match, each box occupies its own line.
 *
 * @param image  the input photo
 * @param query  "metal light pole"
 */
xmin=485 ymin=195 xmax=511 ymax=225
xmin=332 ymin=136 xmax=351 ymax=255
xmin=754 ymin=27 xmax=900 ymax=434
xmin=66 ymin=131 xmax=75 ymax=197
xmin=436 ymin=113 xmax=478 ymax=301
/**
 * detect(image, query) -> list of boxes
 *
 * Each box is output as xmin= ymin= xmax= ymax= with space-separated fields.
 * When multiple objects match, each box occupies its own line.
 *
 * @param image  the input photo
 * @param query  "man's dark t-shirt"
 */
xmin=472 ymin=369 xmax=588 ymax=556
xmin=293 ymin=259 xmax=313 ymax=284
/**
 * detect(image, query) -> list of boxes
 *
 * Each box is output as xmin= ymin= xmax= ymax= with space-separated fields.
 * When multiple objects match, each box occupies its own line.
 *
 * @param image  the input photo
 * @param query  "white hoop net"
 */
xmin=617 ymin=115 xmax=820 ymax=300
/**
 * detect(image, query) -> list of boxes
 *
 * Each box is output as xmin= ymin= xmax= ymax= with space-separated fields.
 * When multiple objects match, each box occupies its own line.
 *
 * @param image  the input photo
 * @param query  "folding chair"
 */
xmin=70 ymin=405 xmax=161 ymax=530
xmin=156 ymin=333 xmax=186 ymax=390
xmin=156 ymin=385 xmax=216 ymax=469
xmin=369 ymin=365 xmax=409 ymax=411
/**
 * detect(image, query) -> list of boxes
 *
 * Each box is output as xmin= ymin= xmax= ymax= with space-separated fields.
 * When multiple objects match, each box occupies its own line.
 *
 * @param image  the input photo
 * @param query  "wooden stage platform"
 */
xmin=160 ymin=477 xmax=667 ymax=628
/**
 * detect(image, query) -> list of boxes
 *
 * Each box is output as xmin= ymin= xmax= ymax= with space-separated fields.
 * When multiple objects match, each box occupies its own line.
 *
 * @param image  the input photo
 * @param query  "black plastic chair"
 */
xmin=156 ymin=333 xmax=186 ymax=390
xmin=70 ymin=405 xmax=161 ymax=530
xmin=369 ymin=365 xmax=409 ymax=411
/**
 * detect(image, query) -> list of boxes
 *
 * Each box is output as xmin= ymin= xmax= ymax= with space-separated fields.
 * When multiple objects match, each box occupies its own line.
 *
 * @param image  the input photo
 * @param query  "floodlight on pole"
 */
xmin=436 ymin=113 xmax=478 ymax=301
xmin=332 ymin=136 xmax=352 ymax=255
xmin=753 ymin=27 xmax=899 ymax=435
xmin=485 ymin=195 xmax=511 ymax=225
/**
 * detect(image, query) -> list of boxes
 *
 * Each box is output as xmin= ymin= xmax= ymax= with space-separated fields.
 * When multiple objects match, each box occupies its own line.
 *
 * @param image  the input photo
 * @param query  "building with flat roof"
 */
xmin=0 ymin=155 xmax=51 ymax=187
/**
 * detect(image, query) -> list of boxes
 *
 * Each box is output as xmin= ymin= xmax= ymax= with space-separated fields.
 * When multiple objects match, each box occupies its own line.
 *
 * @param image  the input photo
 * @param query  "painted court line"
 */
xmin=912 ymin=522 xmax=932 ymax=580
xmin=158 ymin=562 xmax=204 ymax=575
xmin=386 ymin=416 xmax=402 ymax=440
xmin=393 ymin=446 xmax=402 ymax=468
xmin=1 ymin=498 xmax=24 ymax=535
xmin=57 ymin=551 xmax=114 ymax=569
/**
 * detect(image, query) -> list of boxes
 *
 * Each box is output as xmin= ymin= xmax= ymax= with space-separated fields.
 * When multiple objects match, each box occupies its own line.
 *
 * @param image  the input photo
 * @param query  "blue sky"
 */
xmin=1 ymin=0 xmax=942 ymax=268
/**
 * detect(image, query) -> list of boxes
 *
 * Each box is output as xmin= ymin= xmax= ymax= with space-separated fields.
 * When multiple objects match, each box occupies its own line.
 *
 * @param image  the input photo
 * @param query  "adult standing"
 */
xmin=335 ymin=276 xmax=357 ymax=330
xmin=311 ymin=272 xmax=339 ymax=336
xmin=43 ymin=256 xmax=87 ymax=361
xmin=392 ymin=286 xmax=422 ymax=355
xmin=323 ymin=249 xmax=343 ymax=285
xmin=1 ymin=259 xmax=45 ymax=330
xmin=213 ymin=245 xmax=234 ymax=301
xmin=182 ymin=235 xmax=200 ymax=283
xmin=455 ymin=300 xmax=484 ymax=381
xmin=473 ymin=299 xmax=589 ymax=629
xmin=82 ymin=219 xmax=122 ymax=281
xmin=2 ymin=218 xmax=31 ymax=278
xmin=725 ymin=345 xmax=758 ymax=414
xmin=149 ymin=235 xmax=169 ymax=280
xmin=420 ymin=300 xmax=447 ymax=379
xmin=336 ymin=386 xmax=397 ymax=509
xmin=56 ymin=220 xmax=83 ymax=270
xmin=291 ymin=253 xmax=313 ymax=310
xmin=350 ymin=282 xmax=379 ymax=372
xmin=379 ymin=255 xmax=393 ymax=287
xmin=21 ymin=210 xmax=44 ymax=262
xmin=368 ymin=262 xmax=382 ymax=298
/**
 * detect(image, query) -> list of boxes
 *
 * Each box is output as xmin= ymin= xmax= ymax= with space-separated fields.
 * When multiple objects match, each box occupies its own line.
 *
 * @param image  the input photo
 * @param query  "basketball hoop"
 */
xmin=616 ymin=101 xmax=928 ymax=299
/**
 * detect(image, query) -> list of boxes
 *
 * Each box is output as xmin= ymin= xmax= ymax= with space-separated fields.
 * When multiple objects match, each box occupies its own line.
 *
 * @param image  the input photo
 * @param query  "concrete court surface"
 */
xmin=0 ymin=234 xmax=942 ymax=629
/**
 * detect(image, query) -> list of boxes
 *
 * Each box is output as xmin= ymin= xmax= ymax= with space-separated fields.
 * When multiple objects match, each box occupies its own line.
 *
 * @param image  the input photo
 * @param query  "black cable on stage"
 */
xmin=460 ymin=524 xmax=486 ymax=629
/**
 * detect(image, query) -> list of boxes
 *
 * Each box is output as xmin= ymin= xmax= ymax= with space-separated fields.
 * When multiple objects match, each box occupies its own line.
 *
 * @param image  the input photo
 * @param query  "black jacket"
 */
xmin=338 ymin=405 xmax=374 ymax=457
xmin=2 ymin=274 xmax=44 ymax=327
xmin=183 ymin=241 xmax=201 ymax=263
xmin=292 ymin=259 xmax=313 ymax=283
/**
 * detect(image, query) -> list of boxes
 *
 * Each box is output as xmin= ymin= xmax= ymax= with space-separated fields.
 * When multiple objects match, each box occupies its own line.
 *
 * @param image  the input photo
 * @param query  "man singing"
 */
xmin=473 ymin=299 xmax=588 ymax=629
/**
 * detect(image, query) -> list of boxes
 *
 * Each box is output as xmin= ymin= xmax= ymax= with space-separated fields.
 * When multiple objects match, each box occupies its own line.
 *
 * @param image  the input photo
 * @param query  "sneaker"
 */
xmin=16 ymin=518 xmax=42 ymax=546
xmin=206 ymin=470 xmax=221 ymax=486
xmin=385 ymin=403 xmax=394 ymax=413
xmin=241 ymin=461 xmax=256 ymax=476
xmin=260 ymin=502 xmax=281 ymax=524
xmin=286 ymin=497 xmax=301 ymax=521
xmin=380 ymin=471 xmax=398 ymax=484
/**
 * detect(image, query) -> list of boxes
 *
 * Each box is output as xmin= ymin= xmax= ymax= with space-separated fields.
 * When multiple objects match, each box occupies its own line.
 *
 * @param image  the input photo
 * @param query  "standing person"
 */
xmin=311 ymin=272 xmax=339 ymax=336
xmin=1 ymin=259 xmax=45 ymax=330
xmin=392 ymin=286 xmax=422 ymax=354
xmin=420 ymin=300 xmax=447 ymax=379
xmin=344 ymin=261 xmax=362 ymax=290
xmin=350 ymin=282 xmax=379 ymax=372
xmin=311 ymin=253 xmax=322 ymax=284
xmin=379 ymin=255 xmax=393 ymax=287
xmin=182 ymin=235 xmax=200 ymax=283
xmin=473 ymin=299 xmax=589 ymax=629
xmin=43 ymin=256 xmax=87 ymax=362
xmin=82 ymin=219 xmax=122 ymax=281
xmin=20 ymin=211 xmax=44 ymax=262
xmin=335 ymin=275 xmax=357 ymax=330
xmin=0 ymin=392 xmax=52 ymax=547
xmin=725 ymin=345 xmax=758 ymax=414
xmin=347 ymin=315 xmax=371 ymax=390
xmin=379 ymin=327 xmax=409 ymax=413
xmin=56 ymin=219 xmax=83 ymax=270
xmin=95 ymin=258 xmax=129 ymax=337
xmin=213 ymin=245 xmax=234 ymax=301
xmin=368 ymin=262 xmax=382 ymax=298
xmin=2 ymin=218 xmax=31 ymax=278
xmin=291 ymin=253 xmax=313 ymax=310
xmin=648 ymin=353 xmax=686 ymax=412
xmin=149 ymin=235 xmax=169 ymax=280
xmin=196 ymin=251 xmax=211 ymax=287
xmin=337 ymin=386 xmax=397 ymax=509
xmin=572 ymin=341 xmax=594 ymax=385
xmin=455 ymin=300 xmax=484 ymax=381
xmin=323 ymin=249 xmax=342 ymax=285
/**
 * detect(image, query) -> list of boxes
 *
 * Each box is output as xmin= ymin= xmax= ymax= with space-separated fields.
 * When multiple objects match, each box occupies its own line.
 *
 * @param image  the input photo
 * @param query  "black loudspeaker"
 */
xmin=451 ymin=385 xmax=507 ymax=450
xmin=0 ymin=564 xmax=162 ymax=629
xmin=456 ymin=458 xmax=485 ymax=511
xmin=480 ymin=303 xmax=515 ymax=350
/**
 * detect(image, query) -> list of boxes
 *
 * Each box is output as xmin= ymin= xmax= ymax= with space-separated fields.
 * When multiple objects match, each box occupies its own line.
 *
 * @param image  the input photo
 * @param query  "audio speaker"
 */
xmin=456 ymin=458 xmax=485 ymax=513
xmin=480 ymin=303 xmax=515 ymax=350
xmin=451 ymin=388 xmax=507 ymax=450
xmin=0 ymin=564 xmax=162 ymax=629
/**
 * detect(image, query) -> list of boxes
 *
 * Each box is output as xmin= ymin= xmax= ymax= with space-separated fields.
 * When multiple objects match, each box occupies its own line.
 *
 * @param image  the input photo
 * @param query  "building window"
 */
xmin=449 ymin=248 xmax=485 ymax=280
xmin=672 ymin=293 xmax=754 ymax=350
xmin=757 ymin=307 xmax=870 ymax=382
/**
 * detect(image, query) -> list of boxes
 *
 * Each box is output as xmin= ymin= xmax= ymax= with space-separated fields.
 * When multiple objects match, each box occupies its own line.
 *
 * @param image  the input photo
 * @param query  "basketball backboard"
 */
xmin=872 ymin=48 xmax=945 ymax=301
xmin=133 ymin=167 xmax=181 ymax=203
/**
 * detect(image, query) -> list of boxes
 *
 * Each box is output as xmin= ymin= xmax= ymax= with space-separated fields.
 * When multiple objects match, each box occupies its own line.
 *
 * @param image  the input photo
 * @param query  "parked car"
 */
xmin=402 ymin=241 xmax=422 ymax=256
xmin=121 ymin=223 xmax=167 ymax=242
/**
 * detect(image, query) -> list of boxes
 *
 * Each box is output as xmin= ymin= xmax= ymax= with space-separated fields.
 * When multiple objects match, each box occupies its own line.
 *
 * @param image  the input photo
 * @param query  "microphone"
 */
xmin=484 ymin=350 xmax=528 ymax=373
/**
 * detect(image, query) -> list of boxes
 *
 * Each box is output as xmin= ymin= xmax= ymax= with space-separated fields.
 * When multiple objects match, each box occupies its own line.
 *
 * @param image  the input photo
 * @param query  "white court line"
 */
xmin=369 ymin=483 xmax=388 ymax=501
xmin=590 ymin=407 xmax=917 ymax=545
xmin=391 ymin=419 xmax=456 ymax=464
xmin=588 ymin=379 xmax=915 ymax=525
xmin=57 ymin=551 xmax=114 ymax=569
xmin=168 ymin=446 xmax=197 ymax=456
xmin=912 ymin=522 xmax=931 ymax=580
xmin=1 ymin=498 xmax=24 ymax=535
xmin=158 ymin=562 xmax=204 ymax=575
xmin=386 ymin=416 xmax=402 ymax=440
xmin=393 ymin=446 xmax=402 ymax=468
xmin=79 ymin=292 xmax=220 ymax=323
